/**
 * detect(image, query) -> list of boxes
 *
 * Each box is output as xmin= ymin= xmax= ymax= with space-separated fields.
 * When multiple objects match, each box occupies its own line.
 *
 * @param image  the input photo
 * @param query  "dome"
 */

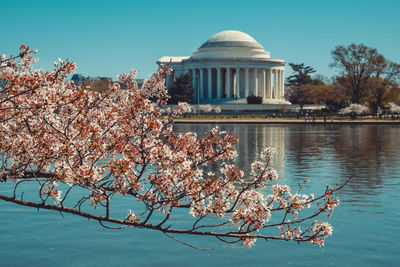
xmin=190 ymin=30 xmax=270 ymax=60
xmin=200 ymin=30 xmax=263 ymax=49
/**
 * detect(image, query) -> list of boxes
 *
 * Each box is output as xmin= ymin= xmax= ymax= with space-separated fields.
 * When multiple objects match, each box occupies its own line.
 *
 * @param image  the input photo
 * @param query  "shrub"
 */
xmin=247 ymin=95 xmax=263 ymax=104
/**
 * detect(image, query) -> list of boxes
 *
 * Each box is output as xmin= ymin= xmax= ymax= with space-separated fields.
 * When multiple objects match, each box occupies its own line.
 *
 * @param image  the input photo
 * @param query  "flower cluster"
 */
xmin=389 ymin=102 xmax=400 ymax=114
xmin=310 ymin=221 xmax=333 ymax=246
xmin=339 ymin=103 xmax=369 ymax=115
xmin=42 ymin=181 xmax=63 ymax=204
xmin=279 ymin=224 xmax=302 ymax=240
xmin=126 ymin=210 xmax=141 ymax=223
xmin=317 ymin=188 xmax=340 ymax=217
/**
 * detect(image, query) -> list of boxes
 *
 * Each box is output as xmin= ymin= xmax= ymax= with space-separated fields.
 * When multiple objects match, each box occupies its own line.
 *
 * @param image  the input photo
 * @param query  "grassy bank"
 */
xmin=174 ymin=114 xmax=400 ymax=124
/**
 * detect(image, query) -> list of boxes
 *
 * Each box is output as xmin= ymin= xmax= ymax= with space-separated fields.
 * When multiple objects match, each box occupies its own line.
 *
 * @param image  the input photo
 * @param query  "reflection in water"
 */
xmin=174 ymin=123 xmax=400 ymax=195
xmin=173 ymin=124 xmax=286 ymax=181
xmin=283 ymin=124 xmax=400 ymax=194
xmin=330 ymin=125 xmax=400 ymax=193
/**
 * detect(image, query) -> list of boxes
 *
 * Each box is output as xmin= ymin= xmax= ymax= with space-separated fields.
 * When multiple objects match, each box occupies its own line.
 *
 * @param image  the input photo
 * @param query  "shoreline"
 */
xmin=174 ymin=118 xmax=400 ymax=125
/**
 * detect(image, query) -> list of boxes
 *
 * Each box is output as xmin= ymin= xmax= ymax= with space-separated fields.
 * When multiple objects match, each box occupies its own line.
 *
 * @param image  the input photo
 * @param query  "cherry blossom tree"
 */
xmin=199 ymin=104 xmax=213 ymax=113
xmin=339 ymin=103 xmax=370 ymax=119
xmin=213 ymin=106 xmax=222 ymax=114
xmin=339 ymin=103 xmax=370 ymax=120
xmin=388 ymin=102 xmax=400 ymax=114
xmin=0 ymin=45 xmax=346 ymax=249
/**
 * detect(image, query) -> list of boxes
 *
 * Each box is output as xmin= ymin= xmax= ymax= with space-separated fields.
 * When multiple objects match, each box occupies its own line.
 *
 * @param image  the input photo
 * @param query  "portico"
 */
xmin=157 ymin=30 xmax=288 ymax=104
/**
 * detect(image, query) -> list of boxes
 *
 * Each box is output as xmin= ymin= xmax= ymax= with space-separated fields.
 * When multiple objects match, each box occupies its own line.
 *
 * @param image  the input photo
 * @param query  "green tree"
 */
xmin=286 ymin=63 xmax=319 ymax=86
xmin=168 ymin=73 xmax=194 ymax=104
xmin=285 ymin=63 xmax=322 ymax=110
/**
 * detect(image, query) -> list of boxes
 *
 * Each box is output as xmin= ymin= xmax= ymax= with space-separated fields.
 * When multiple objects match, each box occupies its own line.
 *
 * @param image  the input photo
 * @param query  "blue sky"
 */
xmin=1 ymin=0 xmax=399 ymax=80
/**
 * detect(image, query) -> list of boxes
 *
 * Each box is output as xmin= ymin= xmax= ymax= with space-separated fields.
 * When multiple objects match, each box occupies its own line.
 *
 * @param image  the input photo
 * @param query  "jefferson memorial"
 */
xmin=157 ymin=30 xmax=287 ymax=104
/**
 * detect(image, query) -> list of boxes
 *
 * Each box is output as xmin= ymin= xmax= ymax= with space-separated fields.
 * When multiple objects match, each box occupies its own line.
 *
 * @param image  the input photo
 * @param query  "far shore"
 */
xmin=174 ymin=117 xmax=400 ymax=125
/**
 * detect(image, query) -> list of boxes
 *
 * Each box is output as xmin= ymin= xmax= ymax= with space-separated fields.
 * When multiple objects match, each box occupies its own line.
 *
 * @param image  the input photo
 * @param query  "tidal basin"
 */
xmin=1 ymin=124 xmax=399 ymax=266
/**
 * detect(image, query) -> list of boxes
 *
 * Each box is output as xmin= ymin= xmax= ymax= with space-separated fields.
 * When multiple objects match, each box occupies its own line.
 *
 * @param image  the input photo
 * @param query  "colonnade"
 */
xmin=181 ymin=66 xmax=284 ymax=101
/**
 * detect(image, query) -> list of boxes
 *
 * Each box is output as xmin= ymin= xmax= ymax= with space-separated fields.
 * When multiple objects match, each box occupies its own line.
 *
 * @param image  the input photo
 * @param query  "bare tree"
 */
xmin=331 ymin=43 xmax=386 ymax=104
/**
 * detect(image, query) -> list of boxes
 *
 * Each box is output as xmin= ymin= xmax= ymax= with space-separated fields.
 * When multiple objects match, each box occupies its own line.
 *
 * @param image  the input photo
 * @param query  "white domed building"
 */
xmin=157 ymin=30 xmax=287 ymax=104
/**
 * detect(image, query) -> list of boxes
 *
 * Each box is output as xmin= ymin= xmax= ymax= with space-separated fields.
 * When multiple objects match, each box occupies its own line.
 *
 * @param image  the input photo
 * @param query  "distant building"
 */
xmin=135 ymin=79 xmax=145 ymax=88
xmin=157 ymin=30 xmax=288 ymax=104
xmin=71 ymin=74 xmax=112 ymax=87
xmin=71 ymin=75 xmax=145 ymax=89
xmin=70 ymin=74 xmax=87 ymax=86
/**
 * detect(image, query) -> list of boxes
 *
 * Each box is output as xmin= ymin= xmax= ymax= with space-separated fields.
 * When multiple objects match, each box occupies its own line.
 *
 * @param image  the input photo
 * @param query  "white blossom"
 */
xmin=389 ymin=102 xmax=400 ymax=113
xmin=213 ymin=106 xmax=221 ymax=113
xmin=339 ymin=103 xmax=369 ymax=115
xmin=199 ymin=104 xmax=212 ymax=112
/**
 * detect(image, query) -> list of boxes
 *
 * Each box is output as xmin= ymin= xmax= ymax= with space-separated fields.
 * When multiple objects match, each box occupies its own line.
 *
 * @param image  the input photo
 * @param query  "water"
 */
xmin=1 ymin=124 xmax=399 ymax=266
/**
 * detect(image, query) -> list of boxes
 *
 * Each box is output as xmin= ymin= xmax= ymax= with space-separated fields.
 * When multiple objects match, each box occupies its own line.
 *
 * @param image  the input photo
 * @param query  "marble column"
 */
xmin=278 ymin=70 xmax=282 ymax=99
xmin=217 ymin=68 xmax=221 ymax=99
xmin=192 ymin=69 xmax=197 ymax=100
xmin=276 ymin=70 xmax=279 ymax=99
xmin=281 ymin=70 xmax=285 ymax=99
xmin=261 ymin=69 xmax=266 ymax=99
xmin=253 ymin=68 xmax=258 ymax=96
xmin=276 ymin=70 xmax=280 ymax=99
xmin=274 ymin=69 xmax=278 ymax=99
xmin=267 ymin=68 xmax=272 ymax=99
xmin=279 ymin=70 xmax=282 ymax=99
xmin=235 ymin=67 xmax=240 ymax=98
xmin=207 ymin=68 xmax=212 ymax=99
xmin=245 ymin=68 xmax=249 ymax=97
xmin=199 ymin=68 xmax=204 ymax=100
xmin=226 ymin=67 xmax=231 ymax=98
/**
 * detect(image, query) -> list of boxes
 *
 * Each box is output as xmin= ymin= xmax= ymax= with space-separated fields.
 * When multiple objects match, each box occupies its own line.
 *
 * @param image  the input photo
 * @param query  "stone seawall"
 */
xmin=166 ymin=103 xmax=326 ymax=112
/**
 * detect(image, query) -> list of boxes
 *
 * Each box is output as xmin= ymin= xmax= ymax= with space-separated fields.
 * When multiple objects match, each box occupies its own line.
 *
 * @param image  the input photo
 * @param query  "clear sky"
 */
xmin=1 ymin=0 xmax=399 ymax=80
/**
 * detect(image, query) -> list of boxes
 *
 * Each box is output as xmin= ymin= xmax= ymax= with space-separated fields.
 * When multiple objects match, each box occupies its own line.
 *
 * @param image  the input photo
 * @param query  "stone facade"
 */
xmin=157 ymin=30 xmax=288 ymax=104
